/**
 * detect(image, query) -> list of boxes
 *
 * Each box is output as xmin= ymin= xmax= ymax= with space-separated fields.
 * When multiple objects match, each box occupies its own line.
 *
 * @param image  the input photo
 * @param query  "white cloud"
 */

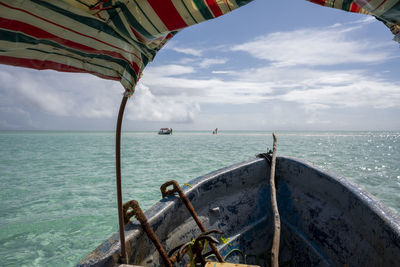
xmin=170 ymin=47 xmax=202 ymax=57
xmin=0 ymin=66 xmax=122 ymax=119
xmin=127 ymin=83 xmax=199 ymax=122
xmin=231 ymin=24 xmax=391 ymax=67
xmin=231 ymin=65 xmax=400 ymax=111
xmin=212 ymin=70 xmax=237 ymax=74
xmin=144 ymin=64 xmax=195 ymax=76
xmin=141 ymin=56 xmax=400 ymax=115
xmin=140 ymin=72 xmax=272 ymax=104
xmin=198 ymin=58 xmax=228 ymax=68
xmin=175 ymin=58 xmax=198 ymax=65
xmin=302 ymin=103 xmax=331 ymax=125
xmin=163 ymin=41 xmax=203 ymax=57
xmin=277 ymin=77 xmax=400 ymax=109
xmin=0 ymin=106 xmax=34 ymax=129
xmin=15 ymin=77 xmax=75 ymax=116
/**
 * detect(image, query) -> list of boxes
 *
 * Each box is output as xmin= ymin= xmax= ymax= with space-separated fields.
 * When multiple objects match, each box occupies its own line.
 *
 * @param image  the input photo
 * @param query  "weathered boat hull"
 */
xmin=77 ymin=156 xmax=400 ymax=266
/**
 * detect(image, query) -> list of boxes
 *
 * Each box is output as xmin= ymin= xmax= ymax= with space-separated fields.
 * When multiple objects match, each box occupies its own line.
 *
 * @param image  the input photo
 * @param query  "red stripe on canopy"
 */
xmin=206 ymin=0 xmax=223 ymax=17
xmin=350 ymin=3 xmax=361 ymax=12
xmin=308 ymin=0 xmax=326 ymax=5
xmin=147 ymin=0 xmax=188 ymax=31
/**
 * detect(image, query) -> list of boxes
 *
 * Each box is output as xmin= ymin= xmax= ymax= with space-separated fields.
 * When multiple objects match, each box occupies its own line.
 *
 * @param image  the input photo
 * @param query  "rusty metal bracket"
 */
xmin=160 ymin=180 xmax=224 ymax=263
xmin=168 ymin=230 xmax=223 ymax=266
xmin=123 ymin=200 xmax=173 ymax=267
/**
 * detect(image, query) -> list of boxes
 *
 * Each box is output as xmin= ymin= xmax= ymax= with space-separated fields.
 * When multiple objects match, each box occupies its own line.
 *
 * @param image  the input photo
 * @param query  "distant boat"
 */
xmin=158 ymin=128 xmax=172 ymax=135
xmin=77 ymin=156 xmax=400 ymax=266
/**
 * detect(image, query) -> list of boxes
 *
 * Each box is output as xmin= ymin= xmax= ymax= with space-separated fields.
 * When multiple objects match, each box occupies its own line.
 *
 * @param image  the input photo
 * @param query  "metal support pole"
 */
xmin=116 ymin=95 xmax=128 ymax=263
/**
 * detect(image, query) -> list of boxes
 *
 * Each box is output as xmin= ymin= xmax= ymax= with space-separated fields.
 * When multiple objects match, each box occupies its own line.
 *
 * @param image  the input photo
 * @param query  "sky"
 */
xmin=1 ymin=0 xmax=400 ymax=131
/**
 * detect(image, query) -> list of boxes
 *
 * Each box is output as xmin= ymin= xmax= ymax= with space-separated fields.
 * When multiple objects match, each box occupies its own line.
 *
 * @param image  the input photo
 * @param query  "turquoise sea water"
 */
xmin=0 ymin=131 xmax=399 ymax=266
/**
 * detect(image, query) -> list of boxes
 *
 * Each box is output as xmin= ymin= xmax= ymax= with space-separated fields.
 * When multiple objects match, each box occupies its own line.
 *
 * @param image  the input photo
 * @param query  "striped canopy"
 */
xmin=0 ymin=0 xmax=399 ymax=95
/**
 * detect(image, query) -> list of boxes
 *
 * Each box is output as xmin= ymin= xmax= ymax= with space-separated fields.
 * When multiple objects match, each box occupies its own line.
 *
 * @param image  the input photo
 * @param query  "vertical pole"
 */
xmin=270 ymin=133 xmax=280 ymax=267
xmin=116 ymin=95 xmax=128 ymax=263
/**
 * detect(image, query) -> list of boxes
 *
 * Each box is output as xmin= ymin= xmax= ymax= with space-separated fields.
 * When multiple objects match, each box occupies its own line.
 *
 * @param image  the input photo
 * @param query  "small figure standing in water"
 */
xmin=212 ymin=128 xmax=218 ymax=134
